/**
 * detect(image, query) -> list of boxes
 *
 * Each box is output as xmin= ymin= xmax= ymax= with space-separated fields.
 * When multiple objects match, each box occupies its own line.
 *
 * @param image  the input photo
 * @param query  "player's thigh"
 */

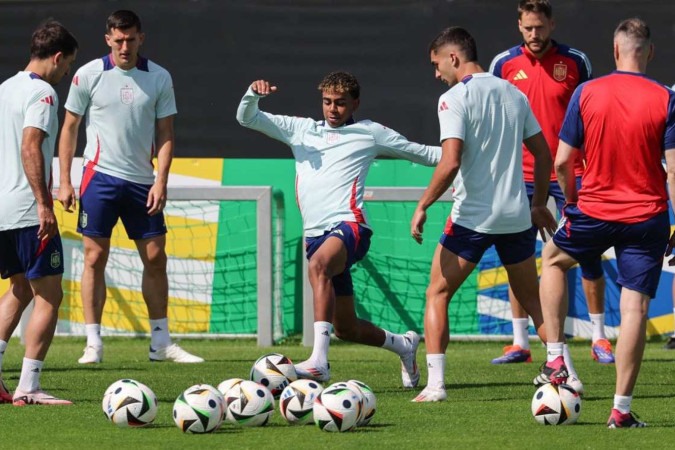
xmin=9 ymin=227 xmax=65 ymax=281
xmin=308 ymin=236 xmax=349 ymax=277
xmin=135 ymin=235 xmax=168 ymax=267
xmin=28 ymin=273 xmax=63 ymax=306
xmin=427 ymin=244 xmax=476 ymax=300
xmin=78 ymin=171 xmax=123 ymax=238
xmin=551 ymin=204 xmax=610 ymax=269
xmin=119 ymin=180 xmax=167 ymax=240
xmin=82 ymin=235 xmax=112 ymax=267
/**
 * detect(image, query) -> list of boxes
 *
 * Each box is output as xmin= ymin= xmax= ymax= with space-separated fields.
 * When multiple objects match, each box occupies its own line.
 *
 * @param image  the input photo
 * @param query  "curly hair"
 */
xmin=317 ymin=72 xmax=360 ymax=99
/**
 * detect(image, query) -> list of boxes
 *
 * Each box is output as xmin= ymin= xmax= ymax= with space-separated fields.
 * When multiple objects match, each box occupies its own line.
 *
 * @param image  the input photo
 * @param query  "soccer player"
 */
xmin=0 ymin=21 xmax=78 ymax=405
xmin=410 ymin=26 xmax=558 ymax=402
xmin=536 ymin=18 xmax=675 ymax=428
xmin=57 ymin=10 xmax=203 ymax=364
xmin=489 ymin=0 xmax=614 ymax=366
xmin=237 ymin=72 xmax=441 ymax=387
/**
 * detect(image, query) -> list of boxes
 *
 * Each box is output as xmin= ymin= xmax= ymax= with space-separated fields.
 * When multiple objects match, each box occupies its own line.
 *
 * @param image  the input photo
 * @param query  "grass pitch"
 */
xmin=0 ymin=337 xmax=672 ymax=449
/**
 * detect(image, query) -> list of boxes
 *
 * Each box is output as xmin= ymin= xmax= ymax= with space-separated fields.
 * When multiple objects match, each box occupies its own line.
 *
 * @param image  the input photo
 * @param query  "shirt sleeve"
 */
xmin=664 ymin=88 xmax=675 ymax=150
xmin=370 ymin=122 xmax=441 ymax=166
xmin=156 ymin=71 xmax=177 ymax=119
xmin=559 ymin=85 xmax=585 ymax=148
xmin=24 ymin=85 xmax=56 ymax=136
xmin=64 ymin=68 xmax=91 ymax=116
xmin=522 ymin=95 xmax=542 ymax=139
xmin=438 ymin=90 xmax=465 ymax=142
xmin=236 ymin=86 xmax=311 ymax=146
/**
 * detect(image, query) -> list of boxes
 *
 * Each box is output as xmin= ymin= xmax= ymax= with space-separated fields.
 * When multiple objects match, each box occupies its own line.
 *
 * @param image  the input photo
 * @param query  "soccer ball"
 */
xmin=225 ymin=380 xmax=275 ymax=427
xmin=102 ymin=379 xmax=158 ymax=427
xmin=173 ymin=384 xmax=225 ymax=433
xmin=327 ymin=382 xmax=364 ymax=424
xmin=531 ymin=383 xmax=581 ymax=425
xmin=250 ymin=353 xmax=297 ymax=398
xmin=217 ymin=377 xmax=245 ymax=397
xmin=347 ymin=380 xmax=376 ymax=426
xmin=313 ymin=383 xmax=362 ymax=432
xmin=279 ymin=379 xmax=324 ymax=425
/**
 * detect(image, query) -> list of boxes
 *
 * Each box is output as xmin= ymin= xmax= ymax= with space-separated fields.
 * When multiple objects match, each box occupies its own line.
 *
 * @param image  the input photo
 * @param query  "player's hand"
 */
xmin=147 ymin=183 xmax=167 ymax=216
xmin=666 ymin=230 xmax=675 ymax=266
xmin=410 ymin=207 xmax=427 ymax=245
xmin=531 ymin=205 xmax=557 ymax=242
xmin=57 ymin=182 xmax=77 ymax=213
xmin=250 ymin=80 xmax=277 ymax=96
xmin=36 ymin=204 xmax=58 ymax=241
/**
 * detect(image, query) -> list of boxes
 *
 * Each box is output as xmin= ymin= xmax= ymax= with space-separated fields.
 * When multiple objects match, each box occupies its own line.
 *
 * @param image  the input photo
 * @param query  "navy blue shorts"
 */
xmin=525 ymin=177 xmax=603 ymax=280
xmin=78 ymin=168 xmax=166 ymax=240
xmin=553 ymin=204 xmax=669 ymax=298
xmin=305 ymin=222 xmax=372 ymax=296
xmin=439 ymin=220 xmax=534 ymax=265
xmin=0 ymin=226 xmax=64 ymax=280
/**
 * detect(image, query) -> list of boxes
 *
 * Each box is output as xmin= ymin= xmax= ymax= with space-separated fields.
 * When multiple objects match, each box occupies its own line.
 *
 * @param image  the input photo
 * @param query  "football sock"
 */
xmin=18 ymin=357 xmax=43 ymax=393
xmin=512 ymin=318 xmax=530 ymax=349
xmin=426 ymin=354 xmax=446 ymax=390
xmin=589 ymin=313 xmax=606 ymax=342
xmin=0 ymin=340 xmax=7 ymax=374
xmin=546 ymin=342 xmax=564 ymax=363
xmin=85 ymin=324 xmax=103 ymax=348
xmin=149 ymin=318 xmax=172 ymax=349
xmin=613 ymin=394 xmax=632 ymax=414
xmin=309 ymin=321 xmax=332 ymax=366
xmin=382 ymin=330 xmax=410 ymax=356
xmin=563 ymin=344 xmax=578 ymax=377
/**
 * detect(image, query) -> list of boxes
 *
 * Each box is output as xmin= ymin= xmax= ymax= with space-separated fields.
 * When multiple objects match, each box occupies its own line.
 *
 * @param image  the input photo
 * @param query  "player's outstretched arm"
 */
xmin=664 ymin=148 xmax=675 ymax=265
xmin=411 ymin=138 xmax=462 ymax=244
xmin=372 ymin=124 xmax=442 ymax=166
xmin=22 ymin=127 xmax=57 ymax=241
xmin=524 ymin=132 xmax=557 ymax=240
xmin=57 ymin=110 xmax=83 ymax=213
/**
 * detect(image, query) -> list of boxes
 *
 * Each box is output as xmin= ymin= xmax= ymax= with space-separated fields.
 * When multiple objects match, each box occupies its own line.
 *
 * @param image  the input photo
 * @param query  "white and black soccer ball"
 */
xmin=173 ymin=384 xmax=225 ymax=433
xmin=250 ymin=353 xmax=297 ymax=398
xmin=531 ymin=383 xmax=581 ymax=425
xmin=225 ymin=380 xmax=275 ymax=427
xmin=102 ymin=379 xmax=158 ymax=427
xmin=347 ymin=380 xmax=376 ymax=426
xmin=217 ymin=377 xmax=245 ymax=398
xmin=313 ymin=383 xmax=361 ymax=432
xmin=279 ymin=379 xmax=324 ymax=425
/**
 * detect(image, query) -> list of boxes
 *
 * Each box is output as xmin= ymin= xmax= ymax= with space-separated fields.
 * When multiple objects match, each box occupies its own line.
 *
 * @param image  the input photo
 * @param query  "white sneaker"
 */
xmin=400 ymin=331 xmax=421 ymax=388
xmin=149 ymin=343 xmax=204 ymax=363
xmin=411 ymin=386 xmax=447 ymax=402
xmin=294 ymin=360 xmax=331 ymax=382
xmin=566 ymin=374 xmax=584 ymax=395
xmin=78 ymin=345 xmax=103 ymax=364
xmin=0 ymin=378 xmax=13 ymax=403
xmin=13 ymin=389 xmax=73 ymax=406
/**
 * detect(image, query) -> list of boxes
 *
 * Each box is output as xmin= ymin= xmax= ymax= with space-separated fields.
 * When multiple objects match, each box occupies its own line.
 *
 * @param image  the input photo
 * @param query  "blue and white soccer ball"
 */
xmin=173 ymin=384 xmax=225 ymax=433
xmin=225 ymin=380 xmax=275 ymax=427
xmin=102 ymin=379 xmax=158 ymax=427
xmin=347 ymin=380 xmax=376 ymax=426
xmin=250 ymin=353 xmax=297 ymax=398
xmin=313 ymin=383 xmax=362 ymax=432
xmin=279 ymin=379 xmax=324 ymax=425
xmin=531 ymin=383 xmax=581 ymax=425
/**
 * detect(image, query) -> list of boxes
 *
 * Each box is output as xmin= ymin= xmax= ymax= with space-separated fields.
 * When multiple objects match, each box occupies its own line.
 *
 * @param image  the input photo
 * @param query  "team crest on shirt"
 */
xmin=120 ymin=86 xmax=134 ymax=104
xmin=325 ymin=131 xmax=339 ymax=144
xmin=50 ymin=251 xmax=61 ymax=269
xmin=79 ymin=210 xmax=88 ymax=228
xmin=553 ymin=63 xmax=568 ymax=81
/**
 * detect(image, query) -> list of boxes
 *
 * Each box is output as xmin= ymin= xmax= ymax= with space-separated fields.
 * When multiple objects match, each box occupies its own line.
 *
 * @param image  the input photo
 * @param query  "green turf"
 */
xmin=0 ymin=337 xmax=672 ymax=449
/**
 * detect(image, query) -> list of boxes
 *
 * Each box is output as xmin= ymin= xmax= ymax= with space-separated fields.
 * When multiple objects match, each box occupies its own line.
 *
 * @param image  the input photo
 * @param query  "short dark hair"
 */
xmin=30 ymin=20 xmax=78 ymax=60
xmin=428 ymin=27 xmax=478 ymax=62
xmin=518 ymin=0 xmax=553 ymax=19
xmin=318 ymin=71 xmax=360 ymax=99
xmin=614 ymin=17 xmax=650 ymax=41
xmin=106 ymin=10 xmax=142 ymax=33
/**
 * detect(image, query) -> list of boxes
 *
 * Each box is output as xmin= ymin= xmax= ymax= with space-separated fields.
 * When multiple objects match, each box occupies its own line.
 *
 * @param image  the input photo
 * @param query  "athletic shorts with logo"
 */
xmin=78 ymin=169 xmax=166 ymax=239
xmin=0 ymin=226 xmax=64 ymax=279
xmin=305 ymin=222 xmax=372 ymax=296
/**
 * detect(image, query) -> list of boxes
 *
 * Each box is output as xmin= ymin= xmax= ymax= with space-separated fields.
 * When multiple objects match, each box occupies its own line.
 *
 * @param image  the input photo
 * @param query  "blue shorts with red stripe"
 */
xmin=78 ymin=169 xmax=166 ymax=240
xmin=553 ymin=204 xmax=669 ymax=298
xmin=305 ymin=222 xmax=372 ymax=296
xmin=524 ymin=177 xmax=603 ymax=280
xmin=439 ymin=220 xmax=534 ymax=265
xmin=0 ymin=225 xmax=64 ymax=280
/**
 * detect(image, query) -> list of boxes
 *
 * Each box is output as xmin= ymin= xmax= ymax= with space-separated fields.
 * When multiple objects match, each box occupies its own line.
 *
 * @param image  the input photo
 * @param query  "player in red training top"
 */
xmin=536 ymin=18 xmax=675 ymax=428
xmin=489 ymin=0 xmax=613 ymax=371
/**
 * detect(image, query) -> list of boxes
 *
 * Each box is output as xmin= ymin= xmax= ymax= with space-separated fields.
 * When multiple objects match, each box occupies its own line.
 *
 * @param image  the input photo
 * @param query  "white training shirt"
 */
xmin=237 ymin=87 xmax=441 ymax=237
xmin=0 ymin=71 xmax=59 ymax=230
xmin=65 ymin=55 xmax=177 ymax=185
xmin=438 ymin=72 xmax=541 ymax=234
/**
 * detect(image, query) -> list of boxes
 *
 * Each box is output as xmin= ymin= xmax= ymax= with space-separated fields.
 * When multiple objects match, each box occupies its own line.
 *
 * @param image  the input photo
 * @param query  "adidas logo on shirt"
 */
xmin=40 ymin=95 xmax=55 ymax=105
xmin=513 ymin=70 xmax=528 ymax=81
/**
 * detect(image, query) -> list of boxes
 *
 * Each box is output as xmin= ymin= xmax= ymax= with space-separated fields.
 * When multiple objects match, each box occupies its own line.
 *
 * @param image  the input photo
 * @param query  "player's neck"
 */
xmin=111 ymin=54 xmax=139 ymax=71
xmin=456 ymin=62 xmax=484 ymax=81
xmin=24 ymin=60 xmax=51 ymax=84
